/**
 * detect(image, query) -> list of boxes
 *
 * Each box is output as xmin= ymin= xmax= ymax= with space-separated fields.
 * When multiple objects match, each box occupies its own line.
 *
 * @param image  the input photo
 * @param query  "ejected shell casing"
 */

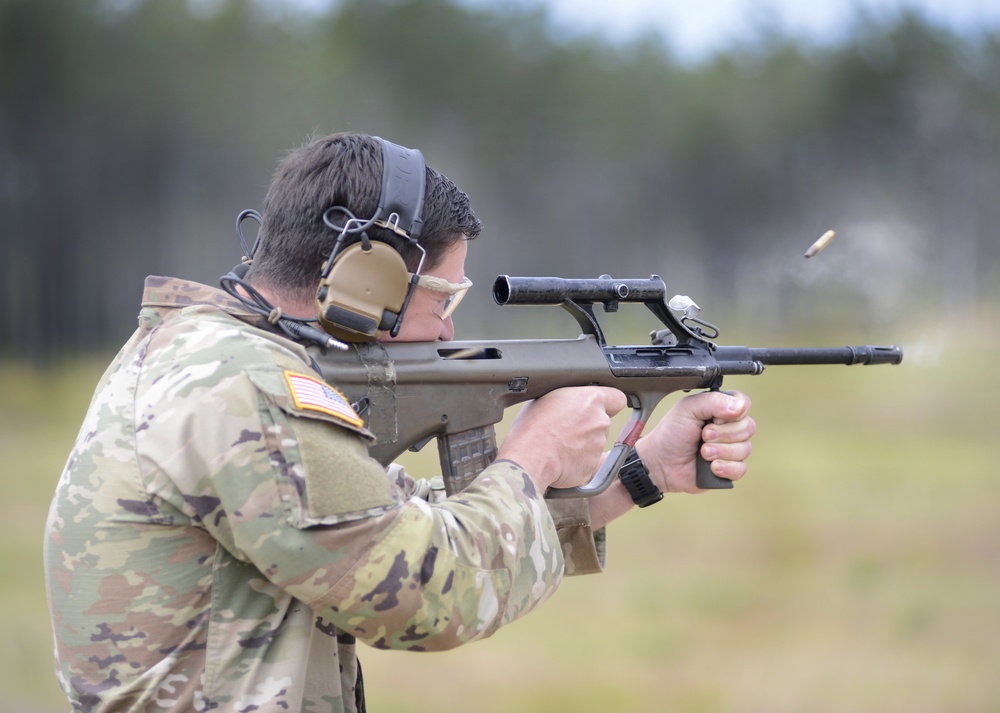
xmin=804 ymin=230 xmax=836 ymax=258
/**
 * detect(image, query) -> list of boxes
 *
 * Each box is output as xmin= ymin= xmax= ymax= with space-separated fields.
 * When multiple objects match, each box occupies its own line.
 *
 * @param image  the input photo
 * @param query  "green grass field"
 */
xmin=3 ymin=312 xmax=996 ymax=712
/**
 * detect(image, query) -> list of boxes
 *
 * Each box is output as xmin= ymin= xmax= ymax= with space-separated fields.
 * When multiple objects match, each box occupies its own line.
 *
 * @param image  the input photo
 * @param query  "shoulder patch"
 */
xmin=284 ymin=370 xmax=365 ymax=428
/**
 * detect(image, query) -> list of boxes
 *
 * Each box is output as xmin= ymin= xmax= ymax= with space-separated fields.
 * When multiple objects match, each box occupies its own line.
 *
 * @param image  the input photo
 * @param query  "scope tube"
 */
xmin=494 ymin=275 xmax=667 ymax=306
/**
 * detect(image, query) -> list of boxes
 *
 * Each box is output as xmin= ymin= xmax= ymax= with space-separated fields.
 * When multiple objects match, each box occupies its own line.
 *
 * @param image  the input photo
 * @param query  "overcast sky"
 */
xmin=274 ymin=0 xmax=1000 ymax=61
xmin=456 ymin=0 xmax=1000 ymax=60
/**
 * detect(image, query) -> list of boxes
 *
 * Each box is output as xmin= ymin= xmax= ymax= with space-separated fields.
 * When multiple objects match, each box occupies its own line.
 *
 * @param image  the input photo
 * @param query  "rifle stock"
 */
xmin=311 ymin=275 xmax=903 ymax=497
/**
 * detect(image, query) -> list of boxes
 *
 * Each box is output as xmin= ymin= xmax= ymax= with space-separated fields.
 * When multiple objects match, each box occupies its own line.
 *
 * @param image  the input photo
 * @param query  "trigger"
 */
xmin=408 ymin=436 xmax=434 ymax=453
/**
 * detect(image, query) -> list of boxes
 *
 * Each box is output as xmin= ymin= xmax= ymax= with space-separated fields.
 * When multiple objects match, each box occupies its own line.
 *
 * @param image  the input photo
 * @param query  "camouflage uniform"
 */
xmin=44 ymin=276 xmax=604 ymax=713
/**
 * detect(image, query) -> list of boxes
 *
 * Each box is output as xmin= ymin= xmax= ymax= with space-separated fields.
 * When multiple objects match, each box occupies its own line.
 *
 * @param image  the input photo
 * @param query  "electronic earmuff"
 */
xmin=315 ymin=240 xmax=410 ymax=341
xmin=314 ymin=138 xmax=427 ymax=343
xmin=220 ymin=137 xmax=428 ymax=351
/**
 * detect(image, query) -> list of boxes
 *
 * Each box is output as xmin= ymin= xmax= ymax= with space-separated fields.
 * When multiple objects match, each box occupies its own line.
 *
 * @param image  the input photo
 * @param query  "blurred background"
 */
xmin=1 ymin=0 xmax=997 ymax=711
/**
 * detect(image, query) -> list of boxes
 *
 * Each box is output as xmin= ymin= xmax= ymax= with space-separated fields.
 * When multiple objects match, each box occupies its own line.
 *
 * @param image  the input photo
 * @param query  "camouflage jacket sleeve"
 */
xmin=136 ymin=345 xmax=568 ymax=651
xmin=386 ymin=464 xmax=605 ymax=576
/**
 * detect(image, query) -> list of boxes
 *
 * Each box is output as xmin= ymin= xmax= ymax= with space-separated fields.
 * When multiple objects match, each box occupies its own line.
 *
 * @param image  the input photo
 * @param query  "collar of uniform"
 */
xmin=140 ymin=275 xmax=278 ymax=333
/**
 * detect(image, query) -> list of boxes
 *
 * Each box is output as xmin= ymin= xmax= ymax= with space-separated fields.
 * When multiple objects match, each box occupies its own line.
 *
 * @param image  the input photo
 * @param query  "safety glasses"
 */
xmin=410 ymin=274 xmax=473 ymax=320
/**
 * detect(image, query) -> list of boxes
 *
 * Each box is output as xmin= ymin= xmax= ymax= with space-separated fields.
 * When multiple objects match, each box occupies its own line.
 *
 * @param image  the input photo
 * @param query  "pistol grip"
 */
xmin=546 ymin=398 xmax=652 ymax=499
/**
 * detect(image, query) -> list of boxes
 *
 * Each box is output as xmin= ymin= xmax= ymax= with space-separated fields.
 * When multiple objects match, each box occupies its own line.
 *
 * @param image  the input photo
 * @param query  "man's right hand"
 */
xmin=496 ymin=386 xmax=628 ymax=491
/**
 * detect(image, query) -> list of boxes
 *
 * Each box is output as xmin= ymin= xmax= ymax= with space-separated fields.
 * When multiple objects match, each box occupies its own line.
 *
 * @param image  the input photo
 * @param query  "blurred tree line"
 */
xmin=2 ymin=0 xmax=998 ymax=358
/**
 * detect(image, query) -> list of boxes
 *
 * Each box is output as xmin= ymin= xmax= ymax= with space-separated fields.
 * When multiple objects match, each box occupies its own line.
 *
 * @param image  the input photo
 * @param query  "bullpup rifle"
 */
xmin=312 ymin=275 xmax=903 ymax=497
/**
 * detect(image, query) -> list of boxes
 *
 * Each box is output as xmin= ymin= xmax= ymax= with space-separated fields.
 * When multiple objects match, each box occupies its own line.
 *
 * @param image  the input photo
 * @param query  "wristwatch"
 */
xmin=617 ymin=447 xmax=663 ymax=507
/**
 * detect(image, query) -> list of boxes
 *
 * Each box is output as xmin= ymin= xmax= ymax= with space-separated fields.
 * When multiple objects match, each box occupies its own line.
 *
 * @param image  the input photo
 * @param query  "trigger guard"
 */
xmin=545 ymin=397 xmax=655 ymax=499
xmin=546 ymin=442 xmax=632 ymax=499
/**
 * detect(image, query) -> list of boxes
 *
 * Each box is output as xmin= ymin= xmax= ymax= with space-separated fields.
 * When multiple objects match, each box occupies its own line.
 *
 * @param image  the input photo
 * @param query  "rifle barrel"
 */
xmin=717 ymin=344 xmax=903 ymax=367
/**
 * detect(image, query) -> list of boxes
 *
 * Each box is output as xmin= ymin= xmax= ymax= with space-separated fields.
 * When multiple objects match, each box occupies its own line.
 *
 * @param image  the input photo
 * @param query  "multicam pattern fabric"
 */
xmin=44 ymin=276 xmax=602 ymax=713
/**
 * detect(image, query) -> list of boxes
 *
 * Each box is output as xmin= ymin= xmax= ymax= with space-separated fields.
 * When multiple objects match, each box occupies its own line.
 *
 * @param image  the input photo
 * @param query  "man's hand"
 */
xmin=635 ymin=390 xmax=756 ymax=494
xmin=497 ymin=386 xmax=628 ymax=491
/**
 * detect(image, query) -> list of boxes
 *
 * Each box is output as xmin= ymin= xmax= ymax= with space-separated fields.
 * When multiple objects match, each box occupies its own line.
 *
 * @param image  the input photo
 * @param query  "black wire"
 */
xmin=222 ymin=207 xmax=349 ymax=349
xmin=219 ymin=270 xmax=344 ymax=350
xmin=220 ymin=203 xmax=373 ymax=351
xmin=219 ymin=270 xmax=298 ymax=319
xmin=236 ymin=209 xmax=262 ymax=259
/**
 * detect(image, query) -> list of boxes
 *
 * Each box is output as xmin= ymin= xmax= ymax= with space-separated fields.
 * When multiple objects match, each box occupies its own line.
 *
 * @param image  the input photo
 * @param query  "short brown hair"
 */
xmin=246 ymin=132 xmax=482 ymax=301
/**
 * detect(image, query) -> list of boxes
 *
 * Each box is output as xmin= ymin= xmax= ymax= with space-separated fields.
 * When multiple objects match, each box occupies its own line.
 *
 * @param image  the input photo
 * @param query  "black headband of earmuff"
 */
xmin=372 ymin=138 xmax=426 ymax=242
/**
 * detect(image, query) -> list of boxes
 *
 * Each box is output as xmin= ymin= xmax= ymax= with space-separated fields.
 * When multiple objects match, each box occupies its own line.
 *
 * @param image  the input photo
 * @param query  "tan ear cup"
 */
xmin=315 ymin=241 xmax=410 ymax=342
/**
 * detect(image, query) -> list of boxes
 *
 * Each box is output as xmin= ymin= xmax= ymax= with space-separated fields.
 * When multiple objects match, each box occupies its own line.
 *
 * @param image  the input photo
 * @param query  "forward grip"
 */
xmin=696 ymin=387 xmax=735 ymax=490
xmin=696 ymin=447 xmax=734 ymax=489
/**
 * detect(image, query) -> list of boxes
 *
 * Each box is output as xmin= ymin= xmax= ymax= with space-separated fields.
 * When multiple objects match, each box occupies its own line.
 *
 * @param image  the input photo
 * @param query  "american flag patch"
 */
xmin=284 ymin=371 xmax=364 ymax=428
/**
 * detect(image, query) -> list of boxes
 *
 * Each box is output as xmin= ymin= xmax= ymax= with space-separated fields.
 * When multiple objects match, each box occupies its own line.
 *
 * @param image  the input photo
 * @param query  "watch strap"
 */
xmin=618 ymin=447 xmax=663 ymax=507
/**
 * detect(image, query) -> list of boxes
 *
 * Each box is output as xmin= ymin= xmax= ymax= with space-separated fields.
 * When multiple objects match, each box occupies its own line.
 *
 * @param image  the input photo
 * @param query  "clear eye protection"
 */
xmin=410 ymin=274 xmax=473 ymax=320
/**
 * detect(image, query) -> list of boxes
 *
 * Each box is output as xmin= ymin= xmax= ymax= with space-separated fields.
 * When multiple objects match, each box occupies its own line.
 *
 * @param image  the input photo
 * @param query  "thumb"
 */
xmin=596 ymin=386 xmax=628 ymax=417
xmin=685 ymin=389 xmax=749 ymax=425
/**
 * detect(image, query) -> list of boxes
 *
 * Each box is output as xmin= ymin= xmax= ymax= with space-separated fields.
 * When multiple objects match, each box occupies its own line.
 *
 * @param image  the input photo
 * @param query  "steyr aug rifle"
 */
xmin=312 ymin=275 xmax=903 ymax=497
